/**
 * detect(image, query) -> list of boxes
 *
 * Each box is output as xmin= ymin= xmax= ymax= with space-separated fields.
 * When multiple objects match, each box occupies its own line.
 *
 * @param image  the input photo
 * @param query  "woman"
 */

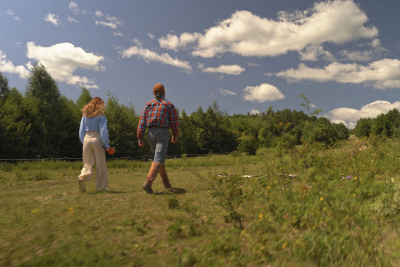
xmin=78 ymin=97 xmax=111 ymax=193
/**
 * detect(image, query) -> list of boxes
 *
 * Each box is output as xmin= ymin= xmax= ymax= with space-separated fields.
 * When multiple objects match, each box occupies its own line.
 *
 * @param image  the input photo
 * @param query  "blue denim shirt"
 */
xmin=79 ymin=115 xmax=110 ymax=148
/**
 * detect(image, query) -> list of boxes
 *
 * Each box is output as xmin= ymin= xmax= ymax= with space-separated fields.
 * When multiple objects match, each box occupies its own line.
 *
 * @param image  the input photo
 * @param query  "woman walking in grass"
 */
xmin=78 ymin=97 xmax=111 ymax=193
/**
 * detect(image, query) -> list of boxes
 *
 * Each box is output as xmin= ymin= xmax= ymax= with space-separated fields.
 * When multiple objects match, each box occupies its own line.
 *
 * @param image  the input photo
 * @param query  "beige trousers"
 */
xmin=78 ymin=131 xmax=108 ymax=190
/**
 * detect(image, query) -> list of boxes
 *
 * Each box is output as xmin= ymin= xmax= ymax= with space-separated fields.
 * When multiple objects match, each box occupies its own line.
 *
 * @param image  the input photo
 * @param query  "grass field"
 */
xmin=2 ymin=138 xmax=400 ymax=266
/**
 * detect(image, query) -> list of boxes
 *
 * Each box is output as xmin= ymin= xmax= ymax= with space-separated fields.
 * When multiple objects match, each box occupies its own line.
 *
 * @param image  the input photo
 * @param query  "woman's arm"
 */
xmin=99 ymin=116 xmax=110 ymax=148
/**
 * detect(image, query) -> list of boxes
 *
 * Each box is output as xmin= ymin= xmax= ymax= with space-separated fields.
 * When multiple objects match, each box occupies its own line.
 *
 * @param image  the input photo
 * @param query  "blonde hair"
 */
xmin=81 ymin=97 xmax=105 ymax=117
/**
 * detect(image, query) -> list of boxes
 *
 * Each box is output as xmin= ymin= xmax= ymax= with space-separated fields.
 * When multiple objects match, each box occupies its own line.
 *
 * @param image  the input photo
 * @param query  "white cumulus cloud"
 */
xmin=243 ymin=83 xmax=285 ymax=103
xmin=26 ymin=42 xmax=104 ymax=88
xmin=44 ymin=13 xmax=61 ymax=26
xmin=119 ymin=46 xmax=192 ymax=71
xmin=95 ymin=20 xmax=119 ymax=29
xmin=95 ymin=14 xmax=122 ymax=29
xmin=0 ymin=50 xmax=29 ymax=79
xmin=219 ymin=88 xmax=237 ymax=96
xmin=6 ymin=10 xmax=21 ymax=21
xmin=159 ymin=33 xmax=202 ymax=51
xmin=69 ymin=2 xmax=86 ymax=14
xmin=250 ymin=109 xmax=260 ymax=115
xmin=159 ymin=0 xmax=377 ymax=58
xmin=299 ymin=45 xmax=335 ymax=62
xmin=67 ymin=16 xmax=79 ymax=24
xmin=95 ymin=11 xmax=104 ymax=17
xmin=338 ymin=39 xmax=388 ymax=62
xmin=202 ymin=64 xmax=245 ymax=75
xmin=272 ymin=58 xmax=400 ymax=89
xmin=326 ymin=100 xmax=400 ymax=129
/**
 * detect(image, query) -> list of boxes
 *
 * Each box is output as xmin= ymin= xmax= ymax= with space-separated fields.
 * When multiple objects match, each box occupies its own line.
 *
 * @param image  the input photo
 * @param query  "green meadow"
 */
xmin=1 ymin=137 xmax=400 ymax=266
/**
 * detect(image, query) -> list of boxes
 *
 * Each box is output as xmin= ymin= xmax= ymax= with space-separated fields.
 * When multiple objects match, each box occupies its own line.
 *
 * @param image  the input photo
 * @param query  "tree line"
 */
xmin=3 ymin=63 xmax=394 ymax=160
xmin=352 ymin=109 xmax=400 ymax=139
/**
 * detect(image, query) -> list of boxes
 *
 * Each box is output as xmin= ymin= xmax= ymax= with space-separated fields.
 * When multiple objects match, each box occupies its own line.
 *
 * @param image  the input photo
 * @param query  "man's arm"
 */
xmin=137 ymin=106 xmax=148 ymax=147
xmin=169 ymin=103 xmax=179 ymax=143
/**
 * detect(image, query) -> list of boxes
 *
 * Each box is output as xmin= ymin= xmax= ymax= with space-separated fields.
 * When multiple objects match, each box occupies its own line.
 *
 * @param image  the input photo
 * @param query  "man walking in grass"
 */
xmin=137 ymin=83 xmax=179 ymax=193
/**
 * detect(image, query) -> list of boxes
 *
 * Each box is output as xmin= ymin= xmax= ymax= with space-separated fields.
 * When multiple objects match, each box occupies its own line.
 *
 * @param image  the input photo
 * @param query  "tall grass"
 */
xmin=1 ymin=138 xmax=400 ymax=266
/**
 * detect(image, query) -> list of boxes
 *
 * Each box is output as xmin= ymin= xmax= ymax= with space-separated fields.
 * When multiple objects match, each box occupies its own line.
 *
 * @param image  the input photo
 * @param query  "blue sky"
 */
xmin=2 ymin=0 xmax=400 ymax=128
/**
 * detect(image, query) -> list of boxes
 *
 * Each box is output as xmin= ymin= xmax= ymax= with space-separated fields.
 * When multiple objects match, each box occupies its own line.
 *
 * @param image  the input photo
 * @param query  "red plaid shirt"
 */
xmin=137 ymin=98 xmax=179 ymax=141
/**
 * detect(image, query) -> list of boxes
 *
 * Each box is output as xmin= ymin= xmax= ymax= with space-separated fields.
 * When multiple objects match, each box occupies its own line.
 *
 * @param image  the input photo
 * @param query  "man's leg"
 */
xmin=142 ymin=161 xmax=161 ymax=193
xmin=154 ymin=129 xmax=170 ymax=189
xmin=142 ymin=129 xmax=159 ymax=193
xmin=142 ymin=128 xmax=169 ymax=193
xmin=159 ymin=163 xmax=171 ymax=189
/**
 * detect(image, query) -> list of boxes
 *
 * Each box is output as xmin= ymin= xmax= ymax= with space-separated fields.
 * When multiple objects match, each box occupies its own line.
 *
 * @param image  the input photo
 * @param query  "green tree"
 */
xmin=301 ymin=117 xmax=337 ymax=146
xmin=390 ymin=109 xmax=400 ymax=138
xmin=353 ymin=118 xmax=373 ymax=138
xmin=0 ymin=72 xmax=10 ymax=102
xmin=189 ymin=106 xmax=208 ymax=153
xmin=371 ymin=113 xmax=388 ymax=137
xmin=0 ymin=88 xmax=31 ymax=158
xmin=76 ymin=87 xmax=92 ymax=110
xmin=25 ymin=63 xmax=63 ymax=157
xmin=105 ymin=93 xmax=139 ymax=157
xmin=353 ymin=109 xmax=400 ymax=139
xmin=204 ymin=101 xmax=236 ymax=153
xmin=333 ymin=122 xmax=350 ymax=140
xmin=258 ymin=123 xmax=280 ymax=147
xmin=188 ymin=101 xmax=236 ymax=154
xmin=382 ymin=109 xmax=400 ymax=138
xmin=56 ymin=96 xmax=81 ymax=157
xmin=236 ymin=115 xmax=262 ymax=155
xmin=177 ymin=109 xmax=201 ymax=154
xmin=237 ymin=134 xmax=258 ymax=155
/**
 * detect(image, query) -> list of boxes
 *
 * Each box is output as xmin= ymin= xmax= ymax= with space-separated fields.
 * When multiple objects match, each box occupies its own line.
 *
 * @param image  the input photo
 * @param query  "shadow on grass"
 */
xmin=155 ymin=187 xmax=186 ymax=195
xmin=86 ymin=190 xmax=128 ymax=194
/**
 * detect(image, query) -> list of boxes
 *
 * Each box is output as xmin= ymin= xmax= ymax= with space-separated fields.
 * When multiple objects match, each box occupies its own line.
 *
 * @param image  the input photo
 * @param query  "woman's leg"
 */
xmin=78 ymin=134 xmax=96 ymax=192
xmin=93 ymin=132 xmax=108 ymax=190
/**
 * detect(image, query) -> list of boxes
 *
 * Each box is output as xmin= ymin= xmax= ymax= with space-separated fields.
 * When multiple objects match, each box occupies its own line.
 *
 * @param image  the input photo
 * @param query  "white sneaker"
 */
xmin=78 ymin=178 xmax=86 ymax=193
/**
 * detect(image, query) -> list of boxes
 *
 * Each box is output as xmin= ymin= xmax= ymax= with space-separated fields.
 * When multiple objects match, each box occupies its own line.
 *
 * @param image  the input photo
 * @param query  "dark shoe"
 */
xmin=163 ymin=182 xmax=171 ymax=189
xmin=142 ymin=180 xmax=153 ymax=193
xmin=96 ymin=188 xmax=109 ymax=193
xmin=78 ymin=178 xmax=86 ymax=193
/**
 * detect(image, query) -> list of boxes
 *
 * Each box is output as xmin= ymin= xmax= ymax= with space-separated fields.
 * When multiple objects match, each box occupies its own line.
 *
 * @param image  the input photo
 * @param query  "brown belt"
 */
xmin=148 ymin=126 xmax=167 ymax=129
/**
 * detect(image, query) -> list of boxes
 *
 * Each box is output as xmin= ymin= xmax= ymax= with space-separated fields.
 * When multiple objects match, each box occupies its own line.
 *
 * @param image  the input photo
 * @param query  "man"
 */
xmin=137 ymin=83 xmax=179 ymax=193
